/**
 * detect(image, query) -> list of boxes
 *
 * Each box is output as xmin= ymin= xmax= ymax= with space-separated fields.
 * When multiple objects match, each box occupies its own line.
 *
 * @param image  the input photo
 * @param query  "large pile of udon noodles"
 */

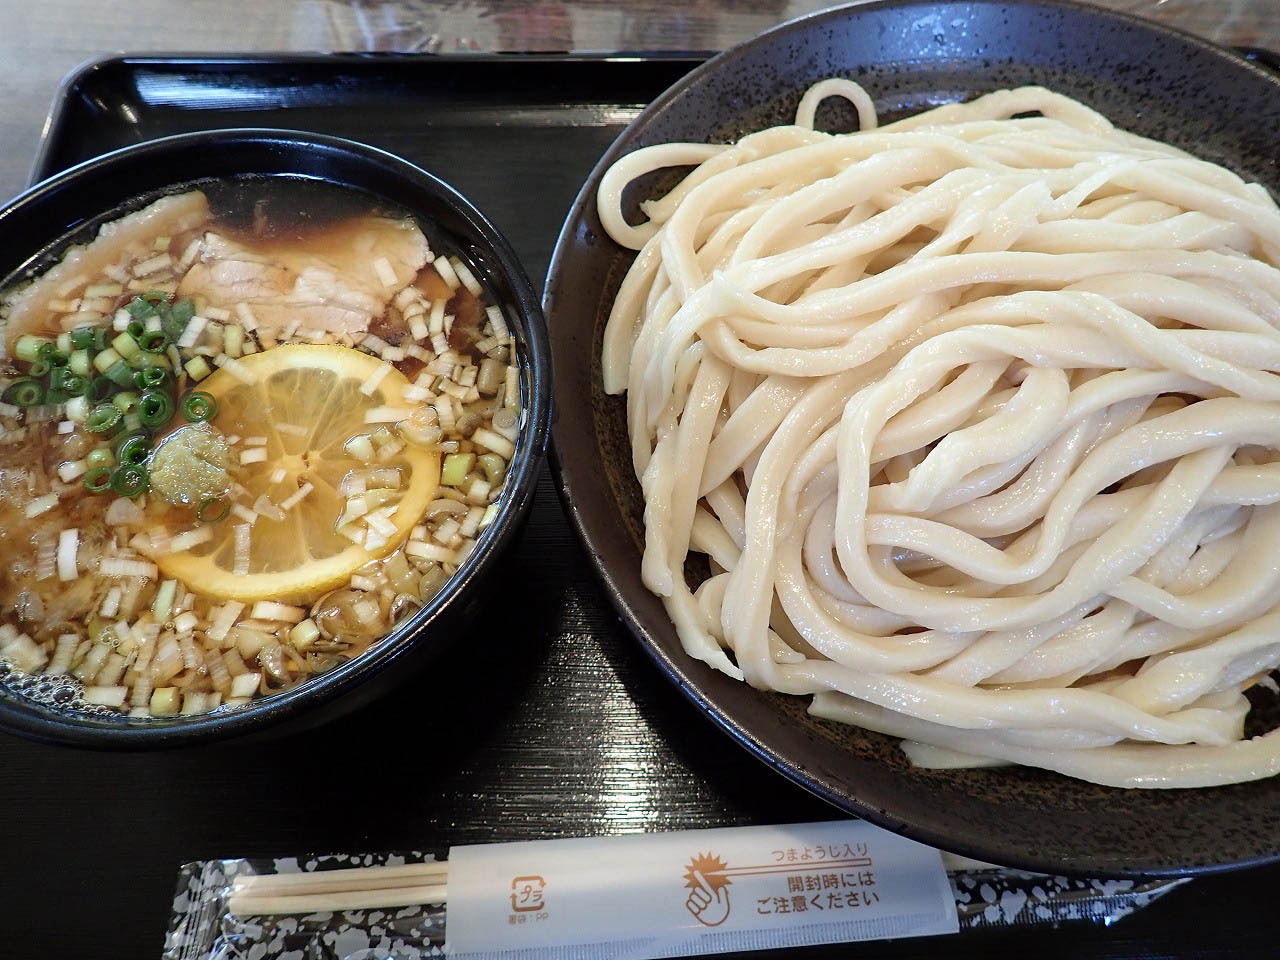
xmin=597 ymin=80 xmax=1280 ymax=788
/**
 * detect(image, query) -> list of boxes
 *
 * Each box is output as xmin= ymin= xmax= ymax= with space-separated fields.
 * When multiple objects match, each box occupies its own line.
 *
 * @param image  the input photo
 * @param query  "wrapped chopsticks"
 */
xmin=228 ymin=860 xmax=448 ymax=916
xmin=169 ymin=845 xmax=1190 ymax=960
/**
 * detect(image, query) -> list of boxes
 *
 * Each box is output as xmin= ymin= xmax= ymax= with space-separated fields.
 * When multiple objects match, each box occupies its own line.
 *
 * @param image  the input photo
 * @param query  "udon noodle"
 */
xmin=596 ymin=81 xmax=1280 ymax=789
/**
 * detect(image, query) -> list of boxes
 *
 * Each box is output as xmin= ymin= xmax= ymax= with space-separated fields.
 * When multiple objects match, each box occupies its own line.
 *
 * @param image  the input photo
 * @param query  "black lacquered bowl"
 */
xmin=0 ymin=129 xmax=551 ymax=748
xmin=546 ymin=0 xmax=1280 ymax=876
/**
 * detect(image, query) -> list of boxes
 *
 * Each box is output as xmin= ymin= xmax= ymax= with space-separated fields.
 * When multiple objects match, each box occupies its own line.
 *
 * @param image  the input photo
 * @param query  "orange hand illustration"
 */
xmin=685 ymin=869 xmax=730 ymax=927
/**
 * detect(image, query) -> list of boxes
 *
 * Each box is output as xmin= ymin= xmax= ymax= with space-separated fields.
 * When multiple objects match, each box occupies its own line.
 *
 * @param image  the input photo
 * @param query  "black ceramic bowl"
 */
xmin=0 ymin=129 xmax=551 ymax=748
xmin=546 ymin=0 xmax=1280 ymax=876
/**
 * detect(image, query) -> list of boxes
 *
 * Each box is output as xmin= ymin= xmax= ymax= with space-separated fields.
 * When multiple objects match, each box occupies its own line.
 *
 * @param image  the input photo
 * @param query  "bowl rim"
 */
xmin=543 ymin=0 xmax=1280 ymax=878
xmin=0 ymin=127 xmax=552 ymax=748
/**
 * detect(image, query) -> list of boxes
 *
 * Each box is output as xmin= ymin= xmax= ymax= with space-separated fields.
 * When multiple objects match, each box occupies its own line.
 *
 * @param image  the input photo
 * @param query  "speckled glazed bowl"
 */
xmin=546 ymin=0 xmax=1280 ymax=877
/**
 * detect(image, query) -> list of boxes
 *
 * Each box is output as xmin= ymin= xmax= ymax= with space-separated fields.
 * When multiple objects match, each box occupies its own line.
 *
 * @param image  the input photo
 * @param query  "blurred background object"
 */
xmin=1 ymin=0 xmax=1274 ymax=199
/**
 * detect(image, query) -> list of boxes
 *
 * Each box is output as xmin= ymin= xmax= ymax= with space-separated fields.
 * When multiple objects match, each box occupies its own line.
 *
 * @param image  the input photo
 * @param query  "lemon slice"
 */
xmin=157 ymin=344 xmax=439 ymax=603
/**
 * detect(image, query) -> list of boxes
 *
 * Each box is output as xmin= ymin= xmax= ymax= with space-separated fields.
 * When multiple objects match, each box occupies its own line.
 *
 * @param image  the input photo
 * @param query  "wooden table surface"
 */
xmin=1 ymin=2 xmax=1279 ymax=959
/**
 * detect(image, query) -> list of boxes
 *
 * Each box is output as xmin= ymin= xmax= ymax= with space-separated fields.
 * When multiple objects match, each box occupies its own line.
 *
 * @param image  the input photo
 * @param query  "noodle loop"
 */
xmin=597 ymin=83 xmax=1280 ymax=788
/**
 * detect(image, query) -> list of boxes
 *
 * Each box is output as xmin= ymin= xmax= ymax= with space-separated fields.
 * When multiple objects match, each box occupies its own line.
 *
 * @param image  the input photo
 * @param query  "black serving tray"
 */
xmin=31 ymin=54 xmax=706 ymax=286
xmin=6 ymin=53 xmax=1280 ymax=959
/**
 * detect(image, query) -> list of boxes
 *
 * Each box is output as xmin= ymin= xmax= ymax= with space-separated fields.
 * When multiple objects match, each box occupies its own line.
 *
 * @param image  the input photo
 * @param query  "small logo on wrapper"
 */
xmin=681 ymin=844 xmax=881 ymax=927
xmin=510 ymin=875 xmax=546 ymax=913
xmin=683 ymin=853 xmax=731 ymax=926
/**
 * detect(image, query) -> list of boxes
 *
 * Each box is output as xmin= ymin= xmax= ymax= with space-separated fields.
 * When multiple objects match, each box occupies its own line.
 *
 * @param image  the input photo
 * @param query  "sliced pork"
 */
xmin=177 ymin=215 xmax=431 ymax=341
xmin=1 ymin=191 xmax=209 ymax=352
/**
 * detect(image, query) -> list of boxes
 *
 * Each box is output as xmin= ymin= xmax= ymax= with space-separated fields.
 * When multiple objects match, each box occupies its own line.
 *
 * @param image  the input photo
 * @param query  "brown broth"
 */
xmin=0 ymin=177 xmax=520 ymax=718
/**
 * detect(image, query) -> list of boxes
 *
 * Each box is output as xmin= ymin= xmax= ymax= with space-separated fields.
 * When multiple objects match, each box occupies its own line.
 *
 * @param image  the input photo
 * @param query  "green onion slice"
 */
xmin=115 ymin=432 xmax=150 ymax=466
xmin=180 ymin=391 xmax=218 ymax=423
xmin=139 ymin=330 xmax=170 ymax=352
xmin=86 ymin=446 xmax=115 ymax=470
xmin=138 ymin=390 xmax=174 ymax=429
xmin=135 ymin=351 xmax=169 ymax=371
xmin=165 ymin=302 xmax=197 ymax=343
xmin=5 ymin=378 xmax=45 ymax=408
xmin=68 ymin=349 xmax=92 ymax=378
xmin=86 ymin=376 xmax=113 ymax=404
xmin=197 ymin=497 xmax=231 ymax=523
xmin=59 ymin=373 xmax=86 ymax=397
xmin=103 ymin=360 xmax=136 ymax=388
xmin=69 ymin=326 xmax=97 ymax=350
xmin=13 ymin=335 xmax=48 ymax=364
xmin=169 ymin=298 xmax=194 ymax=326
xmin=83 ymin=466 xmax=114 ymax=494
xmin=133 ymin=367 xmax=169 ymax=390
xmin=109 ymin=464 xmax=149 ymax=497
xmin=86 ymin=403 xmax=123 ymax=435
xmin=50 ymin=366 xmax=86 ymax=395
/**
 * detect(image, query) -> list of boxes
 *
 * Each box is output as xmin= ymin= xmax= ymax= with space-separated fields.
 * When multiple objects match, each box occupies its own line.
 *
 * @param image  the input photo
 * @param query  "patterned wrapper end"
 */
xmin=165 ymin=853 xmax=447 ymax=960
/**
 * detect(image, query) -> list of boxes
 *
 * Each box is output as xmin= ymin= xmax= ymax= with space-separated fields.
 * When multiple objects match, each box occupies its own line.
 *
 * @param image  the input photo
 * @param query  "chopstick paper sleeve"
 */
xmin=444 ymin=820 xmax=958 ymax=958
